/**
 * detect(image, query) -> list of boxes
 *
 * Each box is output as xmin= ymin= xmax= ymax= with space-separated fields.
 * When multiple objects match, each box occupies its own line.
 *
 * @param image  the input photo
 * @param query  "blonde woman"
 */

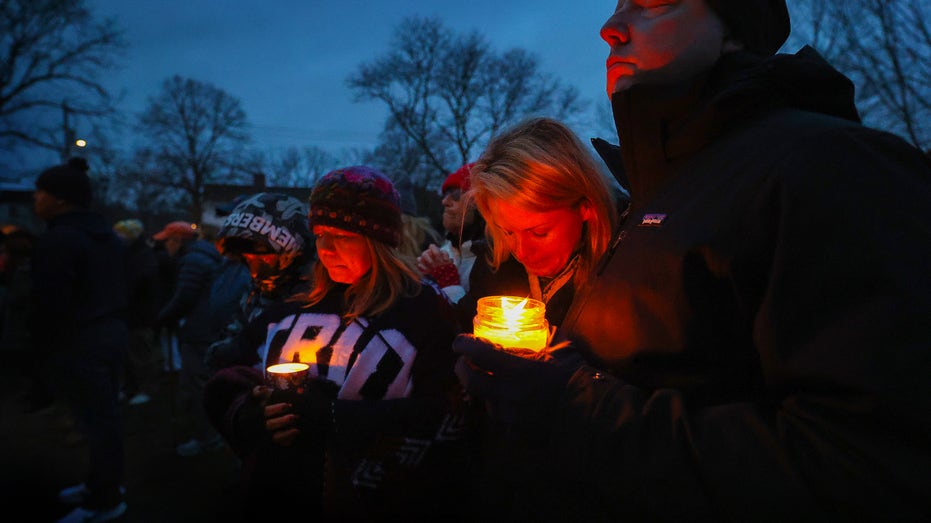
xmin=460 ymin=116 xmax=622 ymax=329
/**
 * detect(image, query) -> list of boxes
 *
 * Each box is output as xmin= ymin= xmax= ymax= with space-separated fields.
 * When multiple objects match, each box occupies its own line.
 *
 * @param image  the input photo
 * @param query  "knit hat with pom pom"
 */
xmin=308 ymin=166 xmax=402 ymax=247
xmin=35 ymin=157 xmax=92 ymax=208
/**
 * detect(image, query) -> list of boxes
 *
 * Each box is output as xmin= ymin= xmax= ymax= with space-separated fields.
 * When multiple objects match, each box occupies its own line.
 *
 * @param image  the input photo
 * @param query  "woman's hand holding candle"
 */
xmin=452 ymin=333 xmax=583 ymax=435
xmin=261 ymin=378 xmax=340 ymax=448
xmin=473 ymin=296 xmax=549 ymax=353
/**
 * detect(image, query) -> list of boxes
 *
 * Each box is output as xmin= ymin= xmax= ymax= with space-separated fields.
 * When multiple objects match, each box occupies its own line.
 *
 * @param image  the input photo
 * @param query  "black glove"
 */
xmin=270 ymin=378 xmax=339 ymax=447
xmin=234 ymin=391 xmax=268 ymax=449
xmin=452 ymin=334 xmax=582 ymax=438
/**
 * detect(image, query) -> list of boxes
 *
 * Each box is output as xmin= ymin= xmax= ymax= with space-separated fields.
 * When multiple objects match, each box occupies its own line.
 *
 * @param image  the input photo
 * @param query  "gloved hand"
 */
xmin=264 ymin=378 xmax=339 ymax=447
xmin=452 ymin=334 xmax=583 ymax=437
xmin=427 ymin=262 xmax=460 ymax=287
xmin=416 ymin=244 xmax=460 ymax=287
xmin=231 ymin=385 xmax=270 ymax=450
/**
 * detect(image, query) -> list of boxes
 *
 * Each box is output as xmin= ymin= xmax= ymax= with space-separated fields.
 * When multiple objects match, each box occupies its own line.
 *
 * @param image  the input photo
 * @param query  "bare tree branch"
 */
xmin=788 ymin=0 xmax=930 ymax=150
xmin=346 ymin=16 xmax=586 ymax=190
xmin=0 ymin=0 xmax=125 ymax=156
xmin=136 ymin=76 xmax=250 ymax=222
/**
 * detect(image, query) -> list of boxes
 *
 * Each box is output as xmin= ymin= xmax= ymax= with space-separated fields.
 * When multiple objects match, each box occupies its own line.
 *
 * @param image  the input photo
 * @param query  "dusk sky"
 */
xmin=86 ymin=0 xmax=616 ymax=165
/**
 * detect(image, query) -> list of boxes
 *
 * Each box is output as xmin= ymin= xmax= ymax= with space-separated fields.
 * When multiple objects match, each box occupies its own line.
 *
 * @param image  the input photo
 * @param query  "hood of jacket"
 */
xmin=606 ymin=46 xmax=859 ymax=209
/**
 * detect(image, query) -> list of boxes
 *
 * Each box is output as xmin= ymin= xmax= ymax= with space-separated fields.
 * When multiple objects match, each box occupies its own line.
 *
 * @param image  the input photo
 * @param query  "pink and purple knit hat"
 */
xmin=308 ymin=166 xmax=402 ymax=247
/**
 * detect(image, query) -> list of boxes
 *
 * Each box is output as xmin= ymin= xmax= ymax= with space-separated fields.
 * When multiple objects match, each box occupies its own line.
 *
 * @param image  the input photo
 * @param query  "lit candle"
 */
xmin=265 ymin=362 xmax=310 ymax=393
xmin=473 ymin=295 xmax=549 ymax=351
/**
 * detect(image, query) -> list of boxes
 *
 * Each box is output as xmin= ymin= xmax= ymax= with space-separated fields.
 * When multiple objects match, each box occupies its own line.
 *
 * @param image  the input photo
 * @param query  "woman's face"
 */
xmin=487 ymin=199 xmax=592 ymax=278
xmin=313 ymin=225 xmax=372 ymax=284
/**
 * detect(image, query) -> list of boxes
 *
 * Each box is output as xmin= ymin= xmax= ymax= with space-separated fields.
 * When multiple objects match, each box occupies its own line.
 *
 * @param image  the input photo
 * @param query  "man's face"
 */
xmin=600 ymin=0 xmax=729 ymax=96
xmin=441 ymin=188 xmax=475 ymax=236
xmin=33 ymin=189 xmax=63 ymax=221
xmin=164 ymin=237 xmax=183 ymax=257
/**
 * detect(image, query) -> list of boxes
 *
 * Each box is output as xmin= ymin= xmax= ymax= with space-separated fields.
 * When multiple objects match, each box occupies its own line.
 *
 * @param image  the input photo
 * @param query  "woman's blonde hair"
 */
xmin=398 ymin=214 xmax=442 ymax=261
xmin=471 ymin=117 xmax=617 ymax=289
xmin=305 ymin=236 xmax=422 ymax=323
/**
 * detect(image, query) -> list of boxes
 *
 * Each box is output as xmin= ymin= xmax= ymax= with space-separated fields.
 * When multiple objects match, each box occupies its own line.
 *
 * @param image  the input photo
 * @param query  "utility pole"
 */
xmin=61 ymin=99 xmax=76 ymax=161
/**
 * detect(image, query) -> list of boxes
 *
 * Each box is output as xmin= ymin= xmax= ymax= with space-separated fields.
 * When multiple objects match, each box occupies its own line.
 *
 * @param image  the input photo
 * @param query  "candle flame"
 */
xmin=501 ymin=297 xmax=528 ymax=327
xmin=267 ymin=362 xmax=309 ymax=375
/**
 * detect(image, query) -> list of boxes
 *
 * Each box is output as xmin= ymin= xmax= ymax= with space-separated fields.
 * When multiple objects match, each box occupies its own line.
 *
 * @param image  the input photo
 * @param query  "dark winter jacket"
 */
xmin=545 ymin=47 xmax=931 ymax=521
xmin=204 ymin=260 xmax=313 ymax=371
xmin=122 ymin=236 xmax=160 ymax=329
xmin=31 ymin=210 xmax=128 ymax=361
xmin=205 ymin=281 xmax=477 ymax=521
xmin=156 ymin=239 xmax=223 ymax=344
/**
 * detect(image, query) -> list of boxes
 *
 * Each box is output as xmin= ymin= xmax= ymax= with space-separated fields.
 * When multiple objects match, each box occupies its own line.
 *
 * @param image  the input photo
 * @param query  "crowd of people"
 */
xmin=1 ymin=1 xmax=929 ymax=521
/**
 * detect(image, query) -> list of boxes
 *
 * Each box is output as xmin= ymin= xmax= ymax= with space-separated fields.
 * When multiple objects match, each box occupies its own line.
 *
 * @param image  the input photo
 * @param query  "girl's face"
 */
xmin=487 ymin=198 xmax=592 ymax=278
xmin=240 ymin=253 xmax=286 ymax=294
xmin=313 ymin=225 xmax=372 ymax=284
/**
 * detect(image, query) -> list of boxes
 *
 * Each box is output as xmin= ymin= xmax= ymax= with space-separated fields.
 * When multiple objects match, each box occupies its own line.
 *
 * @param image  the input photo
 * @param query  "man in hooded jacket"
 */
xmin=452 ymin=1 xmax=931 ymax=521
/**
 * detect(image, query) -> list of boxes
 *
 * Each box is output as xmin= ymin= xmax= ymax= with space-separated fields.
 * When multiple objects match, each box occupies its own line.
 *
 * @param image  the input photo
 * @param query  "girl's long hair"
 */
xmin=398 ymin=213 xmax=442 ymax=261
xmin=305 ymin=236 xmax=422 ymax=323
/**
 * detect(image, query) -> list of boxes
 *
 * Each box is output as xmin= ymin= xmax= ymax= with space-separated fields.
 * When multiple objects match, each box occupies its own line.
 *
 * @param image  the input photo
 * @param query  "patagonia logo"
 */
xmin=639 ymin=213 xmax=667 ymax=227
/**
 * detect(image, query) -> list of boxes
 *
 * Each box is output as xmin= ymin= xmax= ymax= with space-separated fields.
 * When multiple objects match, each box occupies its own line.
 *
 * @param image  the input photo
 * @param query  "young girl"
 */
xmin=206 ymin=166 xmax=475 ymax=521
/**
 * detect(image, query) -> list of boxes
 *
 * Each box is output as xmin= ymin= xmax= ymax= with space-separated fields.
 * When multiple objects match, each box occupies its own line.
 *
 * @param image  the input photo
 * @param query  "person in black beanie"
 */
xmin=32 ymin=157 xmax=130 ymax=522
xmin=452 ymin=1 xmax=931 ymax=522
xmin=34 ymin=157 xmax=94 ymax=209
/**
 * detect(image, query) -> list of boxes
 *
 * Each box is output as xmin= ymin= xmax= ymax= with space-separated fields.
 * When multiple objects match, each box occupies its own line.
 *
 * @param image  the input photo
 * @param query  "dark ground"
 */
xmin=0 ymin=359 xmax=247 ymax=523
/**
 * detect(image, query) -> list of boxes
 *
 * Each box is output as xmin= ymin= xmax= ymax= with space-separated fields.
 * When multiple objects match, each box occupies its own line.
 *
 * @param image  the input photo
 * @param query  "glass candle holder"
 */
xmin=473 ymin=295 xmax=549 ymax=352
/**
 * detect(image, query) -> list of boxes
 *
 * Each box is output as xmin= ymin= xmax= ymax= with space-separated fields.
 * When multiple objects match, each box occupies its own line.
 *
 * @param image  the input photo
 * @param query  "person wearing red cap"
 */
xmin=453 ymin=1 xmax=931 ymax=521
xmin=416 ymin=162 xmax=486 ymax=304
xmin=153 ymin=219 xmax=228 ymax=457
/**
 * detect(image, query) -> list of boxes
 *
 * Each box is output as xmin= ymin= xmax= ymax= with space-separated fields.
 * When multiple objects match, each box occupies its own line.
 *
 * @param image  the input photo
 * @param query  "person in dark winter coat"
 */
xmin=113 ymin=219 xmax=161 ymax=405
xmin=32 ymin=157 xmax=129 ymax=523
xmin=205 ymin=167 xmax=474 ymax=522
xmin=452 ymin=1 xmax=931 ymax=522
xmin=154 ymin=220 xmax=226 ymax=457
xmin=204 ymin=192 xmax=316 ymax=371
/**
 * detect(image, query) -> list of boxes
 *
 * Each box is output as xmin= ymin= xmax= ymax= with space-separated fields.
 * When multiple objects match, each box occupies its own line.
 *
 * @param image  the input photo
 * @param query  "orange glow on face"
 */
xmin=313 ymin=225 xmax=372 ymax=284
xmin=487 ymin=199 xmax=587 ymax=279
